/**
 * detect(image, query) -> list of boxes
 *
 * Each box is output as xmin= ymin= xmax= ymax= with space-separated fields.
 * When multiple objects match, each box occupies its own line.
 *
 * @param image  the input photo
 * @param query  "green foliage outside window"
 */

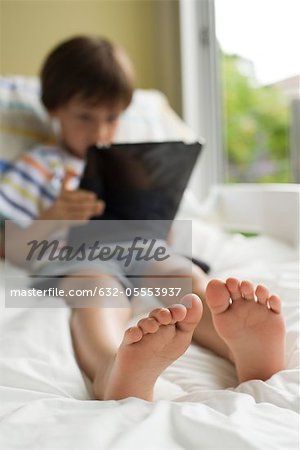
xmin=221 ymin=54 xmax=290 ymax=183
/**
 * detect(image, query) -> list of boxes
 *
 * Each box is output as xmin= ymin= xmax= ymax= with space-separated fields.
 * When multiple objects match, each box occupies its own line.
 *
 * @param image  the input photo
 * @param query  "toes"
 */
xmin=226 ymin=278 xmax=242 ymax=301
xmin=177 ymin=294 xmax=203 ymax=332
xmin=137 ymin=317 xmax=160 ymax=334
xmin=240 ymin=280 xmax=255 ymax=301
xmin=255 ymin=284 xmax=270 ymax=305
xmin=149 ymin=307 xmax=172 ymax=325
xmin=268 ymin=295 xmax=282 ymax=314
xmin=122 ymin=326 xmax=143 ymax=345
xmin=168 ymin=304 xmax=187 ymax=324
xmin=148 ymin=305 xmax=186 ymax=327
xmin=206 ymin=280 xmax=231 ymax=315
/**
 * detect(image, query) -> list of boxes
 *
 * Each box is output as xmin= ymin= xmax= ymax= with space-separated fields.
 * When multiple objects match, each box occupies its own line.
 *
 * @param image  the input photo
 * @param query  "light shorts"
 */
xmin=30 ymin=239 xmax=192 ymax=299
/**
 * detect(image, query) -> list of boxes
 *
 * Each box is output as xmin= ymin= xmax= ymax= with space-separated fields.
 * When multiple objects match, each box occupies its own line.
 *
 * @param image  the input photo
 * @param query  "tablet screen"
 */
xmin=68 ymin=141 xmax=202 ymax=244
xmin=80 ymin=141 xmax=202 ymax=220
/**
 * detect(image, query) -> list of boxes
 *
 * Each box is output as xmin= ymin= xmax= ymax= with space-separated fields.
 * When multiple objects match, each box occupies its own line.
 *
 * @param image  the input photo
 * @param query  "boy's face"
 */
xmin=51 ymin=97 xmax=124 ymax=158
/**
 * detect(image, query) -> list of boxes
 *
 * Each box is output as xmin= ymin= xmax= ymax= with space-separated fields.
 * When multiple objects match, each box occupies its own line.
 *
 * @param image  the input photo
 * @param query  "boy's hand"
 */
xmin=42 ymin=172 xmax=105 ymax=221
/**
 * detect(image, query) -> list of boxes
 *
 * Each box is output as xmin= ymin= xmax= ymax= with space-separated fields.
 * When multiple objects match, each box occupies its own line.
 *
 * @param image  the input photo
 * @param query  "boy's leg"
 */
xmin=105 ymin=294 xmax=203 ymax=401
xmin=190 ymin=264 xmax=233 ymax=360
xmin=143 ymin=260 xmax=285 ymax=382
xmin=205 ymin=278 xmax=285 ymax=382
xmin=141 ymin=258 xmax=232 ymax=360
xmin=61 ymin=270 xmax=203 ymax=401
xmin=59 ymin=272 xmax=132 ymax=399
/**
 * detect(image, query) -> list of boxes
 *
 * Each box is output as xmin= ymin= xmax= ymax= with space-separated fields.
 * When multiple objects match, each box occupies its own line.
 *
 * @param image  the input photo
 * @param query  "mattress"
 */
xmin=0 ymin=219 xmax=299 ymax=450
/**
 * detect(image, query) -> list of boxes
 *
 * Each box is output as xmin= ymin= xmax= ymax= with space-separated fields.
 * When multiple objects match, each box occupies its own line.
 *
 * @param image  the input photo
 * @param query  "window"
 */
xmin=215 ymin=0 xmax=299 ymax=184
xmin=180 ymin=0 xmax=299 ymax=197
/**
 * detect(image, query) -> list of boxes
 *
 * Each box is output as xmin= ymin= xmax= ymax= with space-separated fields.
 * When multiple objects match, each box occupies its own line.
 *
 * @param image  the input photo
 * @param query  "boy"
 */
xmin=0 ymin=36 xmax=285 ymax=401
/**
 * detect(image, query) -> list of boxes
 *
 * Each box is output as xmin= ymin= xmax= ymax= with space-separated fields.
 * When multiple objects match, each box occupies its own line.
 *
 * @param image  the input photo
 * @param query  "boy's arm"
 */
xmin=5 ymin=173 xmax=105 ymax=267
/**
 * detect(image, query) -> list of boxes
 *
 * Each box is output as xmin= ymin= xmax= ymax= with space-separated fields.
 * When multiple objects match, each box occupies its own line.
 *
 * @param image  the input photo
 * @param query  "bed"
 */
xmin=0 ymin=77 xmax=299 ymax=449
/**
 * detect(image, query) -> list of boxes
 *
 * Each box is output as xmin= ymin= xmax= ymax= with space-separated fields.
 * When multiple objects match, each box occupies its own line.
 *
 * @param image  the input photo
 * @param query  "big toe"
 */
xmin=177 ymin=294 xmax=203 ymax=332
xmin=206 ymin=280 xmax=231 ymax=315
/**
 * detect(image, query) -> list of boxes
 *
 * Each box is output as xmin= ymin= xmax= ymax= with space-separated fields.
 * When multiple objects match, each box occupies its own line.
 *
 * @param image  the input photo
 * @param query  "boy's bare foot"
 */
xmin=103 ymin=294 xmax=203 ymax=401
xmin=206 ymin=278 xmax=286 ymax=383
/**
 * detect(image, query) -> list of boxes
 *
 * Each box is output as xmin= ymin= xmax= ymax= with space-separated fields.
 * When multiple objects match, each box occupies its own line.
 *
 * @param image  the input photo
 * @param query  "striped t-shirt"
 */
xmin=0 ymin=145 xmax=84 ymax=222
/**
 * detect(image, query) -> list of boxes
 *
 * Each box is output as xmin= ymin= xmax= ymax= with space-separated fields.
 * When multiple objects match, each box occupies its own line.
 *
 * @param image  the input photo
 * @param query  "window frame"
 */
xmin=179 ymin=0 xmax=224 ymax=200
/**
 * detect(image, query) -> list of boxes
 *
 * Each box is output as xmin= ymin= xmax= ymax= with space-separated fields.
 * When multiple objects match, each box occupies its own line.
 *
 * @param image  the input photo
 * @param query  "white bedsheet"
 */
xmin=0 ymin=220 xmax=299 ymax=450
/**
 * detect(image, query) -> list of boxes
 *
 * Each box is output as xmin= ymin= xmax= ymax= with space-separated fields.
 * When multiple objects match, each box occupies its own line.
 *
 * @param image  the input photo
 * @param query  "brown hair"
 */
xmin=40 ymin=36 xmax=135 ymax=111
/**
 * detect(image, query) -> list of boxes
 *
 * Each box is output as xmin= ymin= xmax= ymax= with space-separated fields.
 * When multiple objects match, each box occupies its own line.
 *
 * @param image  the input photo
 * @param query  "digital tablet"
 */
xmin=68 ymin=141 xmax=202 ymax=244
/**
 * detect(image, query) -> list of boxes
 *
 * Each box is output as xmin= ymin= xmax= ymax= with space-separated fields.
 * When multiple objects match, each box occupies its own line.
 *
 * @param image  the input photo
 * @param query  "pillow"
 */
xmin=115 ymin=89 xmax=197 ymax=143
xmin=0 ymin=77 xmax=54 ymax=244
xmin=0 ymin=76 xmax=55 ymax=169
xmin=0 ymin=75 xmax=197 ymax=171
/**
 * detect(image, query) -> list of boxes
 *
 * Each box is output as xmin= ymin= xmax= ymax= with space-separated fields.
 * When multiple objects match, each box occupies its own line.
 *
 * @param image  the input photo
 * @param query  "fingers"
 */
xmin=65 ymin=202 xmax=105 ymax=220
xmin=61 ymin=171 xmax=74 ymax=191
xmin=58 ymin=172 xmax=105 ymax=220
